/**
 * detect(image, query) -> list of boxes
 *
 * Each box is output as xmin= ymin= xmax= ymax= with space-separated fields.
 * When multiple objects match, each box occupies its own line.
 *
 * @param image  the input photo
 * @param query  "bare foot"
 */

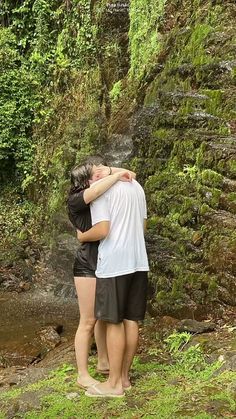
xmin=122 ymin=381 xmax=131 ymax=390
xmin=122 ymin=376 xmax=131 ymax=390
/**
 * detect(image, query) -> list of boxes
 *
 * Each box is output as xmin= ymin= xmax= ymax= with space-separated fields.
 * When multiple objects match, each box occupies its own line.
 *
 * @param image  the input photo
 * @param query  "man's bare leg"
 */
xmin=86 ymin=322 xmax=125 ymax=396
xmin=122 ymin=320 xmax=139 ymax=389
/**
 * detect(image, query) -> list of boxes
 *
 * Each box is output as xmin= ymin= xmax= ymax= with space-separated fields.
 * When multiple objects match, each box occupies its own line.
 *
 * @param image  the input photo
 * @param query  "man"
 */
xmin=78 ymin=174 xmax=149 ymax=397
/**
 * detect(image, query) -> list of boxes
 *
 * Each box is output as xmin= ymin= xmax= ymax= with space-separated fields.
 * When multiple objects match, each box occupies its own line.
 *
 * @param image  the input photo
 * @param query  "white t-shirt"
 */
xmin=90 ymin=179 xmax=149 ymax=278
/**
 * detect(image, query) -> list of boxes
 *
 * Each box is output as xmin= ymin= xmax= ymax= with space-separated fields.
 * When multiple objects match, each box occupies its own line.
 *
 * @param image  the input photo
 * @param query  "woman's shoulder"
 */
xmin=68 ymin=190 xmax=88 ymax=211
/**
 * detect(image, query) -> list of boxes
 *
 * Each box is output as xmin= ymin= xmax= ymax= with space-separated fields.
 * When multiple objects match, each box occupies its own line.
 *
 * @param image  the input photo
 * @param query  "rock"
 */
xmin=19 ymin=281 xmax=31 ymax=292
xmin=177 ymin=319 xmax=216 ymax=334
xmin=217 ymin=351 xmax=236 ymax=372
xmin=48 ymin=233 xmax=79 ymax=282
xmin=103 ymin=134 xmax=134 ymax=167
xmin=159 ymin=316 xmax=180 ymax=329
xmin=38 ymin=326 xmax=61 ymax=350
xmin=192 ymin=231 xmax=203 ymax=246
xmin=66 ymin=392 xmax=80 ymax=400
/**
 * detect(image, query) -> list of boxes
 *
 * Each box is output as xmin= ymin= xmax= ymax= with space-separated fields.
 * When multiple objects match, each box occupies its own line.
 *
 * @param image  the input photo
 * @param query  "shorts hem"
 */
xmin=96 ymin=317 xmax=123 ymax=324
xmin=74 ymin=273 xmax=96 ymax=278
xmin=96 ymin=315 xmax=146 ymax=323
xmin=96 ymin=268 xmax=149 ymax=278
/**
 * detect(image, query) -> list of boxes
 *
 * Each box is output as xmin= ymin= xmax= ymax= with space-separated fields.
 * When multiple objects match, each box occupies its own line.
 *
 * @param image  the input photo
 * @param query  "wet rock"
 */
xmin=38 ymin=326 xmax=61 ymax=350
xmin=53 ymin=282 xmax=77 ymax=299
xmin=177 ymin=319 xmax=216 ymax=334
xmin=205 ymin=210 xmax=236 ymax=229
xmin=0 ymin=350 xmax=42 ymax=368
xmin=223 ymin=178 xmax=236 ymax=193
xmin=103 ymin=134 xmax=134 ymax=166
xmin=48 ymin=233 xmax=78 ymax=282
xmin=219 ymin=193 xmax=236 ymax=214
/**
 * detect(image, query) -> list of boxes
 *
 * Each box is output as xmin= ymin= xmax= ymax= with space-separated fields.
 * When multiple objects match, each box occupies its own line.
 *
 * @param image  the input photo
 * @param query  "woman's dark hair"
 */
xmin=69 ymin=163 xmax=93 ymax=195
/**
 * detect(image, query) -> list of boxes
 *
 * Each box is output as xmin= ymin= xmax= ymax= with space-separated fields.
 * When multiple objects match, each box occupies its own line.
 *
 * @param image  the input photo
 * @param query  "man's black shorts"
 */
xmin=95 ymin=271 xmax=148 ymax=324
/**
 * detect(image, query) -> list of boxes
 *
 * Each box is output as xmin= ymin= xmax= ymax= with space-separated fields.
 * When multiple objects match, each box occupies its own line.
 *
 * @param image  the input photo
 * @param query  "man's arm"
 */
xmin=77 ymin=221 xmax=110 ymax=242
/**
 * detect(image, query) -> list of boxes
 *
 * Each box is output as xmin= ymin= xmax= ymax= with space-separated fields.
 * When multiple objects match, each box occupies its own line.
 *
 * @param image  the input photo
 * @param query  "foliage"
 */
xmin=0 ymin=1 xmax=98 ymax=186
xmin=109 ymin=80 xmax=122 ymax=103
xmin=0 ymin=28 xmax=43 ymax=180
xmin=129 ymin=0 xmax=167 ymax=80
xmin=165 ymin=331 xmax=192 ymax=354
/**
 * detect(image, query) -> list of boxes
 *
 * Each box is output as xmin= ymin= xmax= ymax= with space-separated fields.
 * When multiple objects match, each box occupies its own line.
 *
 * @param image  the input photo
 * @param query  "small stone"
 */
xmin=19 ymin=281 xmax=31 ymax=292
xmin=66 ymin=392 xmax=80 ymax=400
xmin=192 ymin=231 xmax=203 ymax=246
xmin=38 ymin=326 xmax=61 ymax=349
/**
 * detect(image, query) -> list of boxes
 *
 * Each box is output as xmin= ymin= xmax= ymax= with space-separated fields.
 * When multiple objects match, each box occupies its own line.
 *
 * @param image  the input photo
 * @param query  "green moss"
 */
xmin=199 ymin=203 xmax=211 ymax=216
xmin=109 ymin=80 xmax=122 ymax=102
xmin=208 ymin=277 xmax=218 ymax=298
xmin=227 ymin=160 xmax=236 ymax=178
xmin=228 ymin=192 xmax=236 ymax=202
xmin=147 ymin=215 xmax=161 ymax=230
xmin=201 ymin=169 xmax=223 ymax=188
xmin=201 ymin=89 xmax=223 ymax=117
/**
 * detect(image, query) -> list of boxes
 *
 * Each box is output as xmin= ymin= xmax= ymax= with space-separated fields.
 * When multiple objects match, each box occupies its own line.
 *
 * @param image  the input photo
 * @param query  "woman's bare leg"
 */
xmin=74 ymin=276 xmax=98 ymax=387
xmin=94 ymin=320 xmax=109 ymax=372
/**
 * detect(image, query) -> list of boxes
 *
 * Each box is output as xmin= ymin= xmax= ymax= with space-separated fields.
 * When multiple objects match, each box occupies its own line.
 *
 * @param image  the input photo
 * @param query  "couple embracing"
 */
xmin=67 ymin=155 xmax=149 ymax=398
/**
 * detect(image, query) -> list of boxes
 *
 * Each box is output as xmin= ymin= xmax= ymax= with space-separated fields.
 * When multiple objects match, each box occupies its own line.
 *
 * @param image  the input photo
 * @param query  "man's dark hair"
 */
xmin=81 ymin=154 xmax=108 ymax=167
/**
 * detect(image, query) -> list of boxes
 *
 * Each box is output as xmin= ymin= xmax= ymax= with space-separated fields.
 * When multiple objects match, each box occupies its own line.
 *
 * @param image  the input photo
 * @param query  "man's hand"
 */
xmin=93 ymin=165 xmax=110 ymax=179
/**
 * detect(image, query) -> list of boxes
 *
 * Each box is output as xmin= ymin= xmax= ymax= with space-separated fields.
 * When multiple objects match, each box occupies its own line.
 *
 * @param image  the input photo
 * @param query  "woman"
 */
xmin=67 ymin=161 xmax=134 ymax=388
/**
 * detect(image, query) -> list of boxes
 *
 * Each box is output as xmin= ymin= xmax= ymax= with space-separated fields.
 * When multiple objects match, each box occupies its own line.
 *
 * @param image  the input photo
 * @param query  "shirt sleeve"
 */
xmin=68 ymin=190 xmax=88 ymax=213
xmin=90 ymin=194 xmax=110 ymax=225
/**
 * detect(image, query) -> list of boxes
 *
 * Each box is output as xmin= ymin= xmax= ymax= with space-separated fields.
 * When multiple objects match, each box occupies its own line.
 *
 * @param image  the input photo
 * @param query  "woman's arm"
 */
xmin=83 ymin=170 xmax=131 ymax=204
xmin=110 ymin=166 xmax=136 ymax=179
xmin=95 ymin=165 xmax=136 ymax=180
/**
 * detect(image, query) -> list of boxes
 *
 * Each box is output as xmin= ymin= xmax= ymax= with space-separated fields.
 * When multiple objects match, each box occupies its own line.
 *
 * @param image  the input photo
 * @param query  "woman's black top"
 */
xmin=67 ymin=190 xmax=98 ymax=272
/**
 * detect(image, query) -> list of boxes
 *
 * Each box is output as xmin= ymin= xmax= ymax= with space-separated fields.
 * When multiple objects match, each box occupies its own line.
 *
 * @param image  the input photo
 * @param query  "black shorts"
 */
xmin=95 ymin=271 xmax=148 ymax=324
xmin=73 ymin=258 xmax=95 ymax=278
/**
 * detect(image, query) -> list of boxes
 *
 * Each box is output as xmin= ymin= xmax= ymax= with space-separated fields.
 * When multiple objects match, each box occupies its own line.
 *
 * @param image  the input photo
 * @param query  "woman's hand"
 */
xmin=117 ymin=170 xmax=132 ymax=182
xmin=77 ymin=229 xmax=84 ymax=242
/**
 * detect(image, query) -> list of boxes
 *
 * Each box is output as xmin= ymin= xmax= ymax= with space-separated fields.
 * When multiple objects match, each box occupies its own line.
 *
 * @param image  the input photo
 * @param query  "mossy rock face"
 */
xmin=119 ymin=0 xmax=236 ymax=315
